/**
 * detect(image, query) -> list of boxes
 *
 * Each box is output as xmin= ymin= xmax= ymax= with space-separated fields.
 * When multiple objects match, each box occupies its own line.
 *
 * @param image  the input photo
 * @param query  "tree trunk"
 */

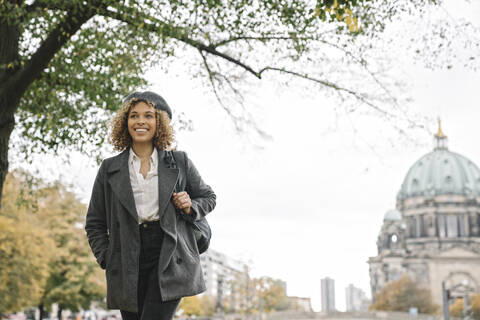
xmin=57 ymin=306 xmax=63 ymax=320
xmin=0 ymin=112 xmax=14 ymax=207
xmin=0 ymin=16 xmax=20 ymax=207
xmin=0 ymin=5 xmax=95 ymax=205
xmin=38 ymin=304 xmax=44 ymax=320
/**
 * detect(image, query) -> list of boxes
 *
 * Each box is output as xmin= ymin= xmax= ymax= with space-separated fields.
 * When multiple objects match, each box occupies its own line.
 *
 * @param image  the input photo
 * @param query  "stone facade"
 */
xmin=368 ymin=126 xmax=480 ymax=305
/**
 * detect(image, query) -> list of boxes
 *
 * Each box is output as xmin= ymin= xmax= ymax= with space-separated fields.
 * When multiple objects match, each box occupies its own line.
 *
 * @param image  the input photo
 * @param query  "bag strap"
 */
xmin=165 ymin=150 xmax=176 ymax=189
xmin=165 ymin=150 xmax=203 ymax=230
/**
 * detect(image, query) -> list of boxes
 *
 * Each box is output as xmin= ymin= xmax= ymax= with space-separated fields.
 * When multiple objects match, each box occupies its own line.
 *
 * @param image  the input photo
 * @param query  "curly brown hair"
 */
xmin=109 ymin=98 xmax=175 ymax=151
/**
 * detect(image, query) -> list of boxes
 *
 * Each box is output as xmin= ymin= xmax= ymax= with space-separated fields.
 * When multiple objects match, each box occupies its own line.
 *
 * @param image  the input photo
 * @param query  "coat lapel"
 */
xmin=105 ymin=148 xmax=179 ymax=227
xmin=107 ymin=149 xmax=139 ymax=223
xmin=157 ymin=149 xmax=179 ymax=217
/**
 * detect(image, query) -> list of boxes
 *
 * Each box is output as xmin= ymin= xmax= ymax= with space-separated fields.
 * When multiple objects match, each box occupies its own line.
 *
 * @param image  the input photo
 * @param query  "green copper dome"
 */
xmin=398 ymin=127 xmax=480 ymax=200
xmin=384 ymin=209 xmax=402 ymax=221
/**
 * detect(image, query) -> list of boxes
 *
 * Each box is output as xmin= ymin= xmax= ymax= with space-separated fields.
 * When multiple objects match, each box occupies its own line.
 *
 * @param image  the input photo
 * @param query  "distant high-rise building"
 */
xmin=321 ymin=277 xmax=335 ymax=312
xmin=345 ymin=284 xmax=370 ymax=311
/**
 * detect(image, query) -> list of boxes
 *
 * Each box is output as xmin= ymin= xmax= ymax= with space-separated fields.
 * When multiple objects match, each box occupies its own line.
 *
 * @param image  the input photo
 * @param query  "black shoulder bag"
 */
xmin=165 ymin=150 xmax=212 ymax=254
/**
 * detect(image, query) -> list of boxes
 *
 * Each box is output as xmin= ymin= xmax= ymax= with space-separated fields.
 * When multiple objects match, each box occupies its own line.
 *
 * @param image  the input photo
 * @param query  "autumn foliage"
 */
xmin=227 ymin=268 xmax=290 ymax=315
xmin=369 ymin=275 xmax=439 ymax=314
xmin=178 ymin=295 xmax=215 ymax=317
xmin=0 ymin=171 xmax=105 ymax=316
xmin=449 ymin=294 xmax=480 ymax=319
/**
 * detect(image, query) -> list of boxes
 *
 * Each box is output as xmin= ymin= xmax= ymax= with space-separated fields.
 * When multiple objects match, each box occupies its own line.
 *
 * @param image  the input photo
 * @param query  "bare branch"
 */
xmin=258 ymin=66 xmax=399 ymax=121
xmin=97 ymin=7 xmax=262 ymax=78
xmin=213 ymin=34 xmax=403 ymax=114
xmin=198 ymin=50 xmax=243 ymax=131
xmin=198 ymin=50 xmax=270 ymax=139
xmin=315 ymin=38 xmax=404 ymax=109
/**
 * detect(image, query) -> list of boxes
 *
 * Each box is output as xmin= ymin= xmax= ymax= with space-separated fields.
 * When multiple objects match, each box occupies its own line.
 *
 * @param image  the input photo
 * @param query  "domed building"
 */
xmin=368 ymin=123 xmax=480 ymax=305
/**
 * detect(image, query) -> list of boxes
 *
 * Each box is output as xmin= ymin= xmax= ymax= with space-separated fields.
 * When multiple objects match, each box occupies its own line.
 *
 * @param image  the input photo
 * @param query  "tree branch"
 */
xmin=315 ymin=38 xmax=403 ymax=110
xmin=198 ymin=50 xmax=240 ymax=128
xmin=2 ymin=4 xmax=95 ymax=115
xmin=212 ymin=34 xmax=402 ymax=113
xmin=212 ymin=33 xmax=335 ymax=48
xmin=198 ymin=50 xmax=270 ymax=139
xmin=97 ymin=3 xmax=421 ymax=131
xmin=258 ymin=66 xmax=399 ymax=120
xmin=97 ymin=7 xmax=262 ymax=78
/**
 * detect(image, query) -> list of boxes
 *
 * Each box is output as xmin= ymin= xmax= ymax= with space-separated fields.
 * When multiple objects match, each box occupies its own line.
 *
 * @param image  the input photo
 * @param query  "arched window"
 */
xmin=446 ymin=215 xmax=459 ymax=237
xmin=437 ymin=215 xmax=463 ymax=238
xmin=409 ymin=215 xmax=424 ymax=237
xmin=408 ymin=217 xmax=416 ymax=238
xmin=389 ymin=234 xmax=399 ymax=249
xmin=416 ymin=215 xmax=424 ymax=237
xmin=458 ymin=215 xmax=467 ymax=236
xmin=438 ymin=215 xmax=446 ymax=237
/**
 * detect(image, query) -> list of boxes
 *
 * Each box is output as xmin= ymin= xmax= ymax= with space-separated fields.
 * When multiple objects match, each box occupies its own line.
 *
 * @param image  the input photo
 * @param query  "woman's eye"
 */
xmin=130 ymin=114 xmax=137 ymax=119
xmin=146 ymin=114 xmax=153 ymax=118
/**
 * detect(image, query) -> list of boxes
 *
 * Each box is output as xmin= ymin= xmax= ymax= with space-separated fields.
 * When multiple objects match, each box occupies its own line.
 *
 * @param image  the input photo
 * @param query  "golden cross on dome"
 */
xmin=434 ymin=117 xmax=448 ymax=150
xmin=435 ymin=118 xmax=446 ymax=138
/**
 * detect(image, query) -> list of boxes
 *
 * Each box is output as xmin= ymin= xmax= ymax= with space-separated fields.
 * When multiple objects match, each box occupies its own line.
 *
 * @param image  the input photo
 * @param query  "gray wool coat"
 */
xmin=85 ymin=148 xmax=216 ymax=312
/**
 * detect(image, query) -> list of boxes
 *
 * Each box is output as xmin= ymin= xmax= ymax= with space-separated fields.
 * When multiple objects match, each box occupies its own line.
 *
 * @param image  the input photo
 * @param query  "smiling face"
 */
xmin=127 ymin=101 xmax=157 ymax=145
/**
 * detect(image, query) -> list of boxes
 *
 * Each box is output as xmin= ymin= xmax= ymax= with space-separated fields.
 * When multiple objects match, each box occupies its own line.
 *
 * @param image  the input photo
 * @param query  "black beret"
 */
xmin=123 ymin=91 xmax=172 ymax=119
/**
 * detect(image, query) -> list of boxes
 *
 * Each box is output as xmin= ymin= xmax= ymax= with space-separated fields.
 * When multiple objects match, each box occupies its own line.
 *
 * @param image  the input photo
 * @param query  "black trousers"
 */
xmin=120 ymin=221 xmax=180 ymax=320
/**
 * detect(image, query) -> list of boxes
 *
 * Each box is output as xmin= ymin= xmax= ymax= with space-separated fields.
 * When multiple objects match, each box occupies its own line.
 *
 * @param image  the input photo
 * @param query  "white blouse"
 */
xmin=128 ymin=148 xmax=159 ymax=223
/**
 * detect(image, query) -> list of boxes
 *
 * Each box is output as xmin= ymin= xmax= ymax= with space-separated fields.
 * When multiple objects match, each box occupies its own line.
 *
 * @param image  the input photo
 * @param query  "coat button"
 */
xmin=176 ymin=257 xmax=182 ymax=264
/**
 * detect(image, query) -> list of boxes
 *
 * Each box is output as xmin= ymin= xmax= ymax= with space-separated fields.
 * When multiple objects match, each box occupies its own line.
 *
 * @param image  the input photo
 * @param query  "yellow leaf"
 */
xmin=346 ymin=15 xmax=352 ymax=26
xmin=349 ymin=17 xmax=359 ymax=32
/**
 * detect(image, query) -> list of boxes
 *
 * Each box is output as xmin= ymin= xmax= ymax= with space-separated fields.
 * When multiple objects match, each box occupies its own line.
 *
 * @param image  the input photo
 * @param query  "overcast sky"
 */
xmin=15 ymin=0 xmax=480 ymax=312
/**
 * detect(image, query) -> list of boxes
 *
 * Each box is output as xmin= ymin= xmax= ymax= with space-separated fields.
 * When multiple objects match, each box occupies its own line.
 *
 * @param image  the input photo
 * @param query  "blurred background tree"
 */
xmin=449 ymin=294 xmax=480 ymax=320
xmin=369 ymin=275 xmax=439 ymax=314
xmin=34 ymin=182 xmax=106 ymax=320
xmin=225 ymin=266 xmax=291 ymax=315
xmin=178 ymin=295 xmax=203 ymax=317
xmin=177 ymin=294 xmax=215 ymax=318
xmin=256 ymin=276 xmax=290 ymax=313
xmin=199 ymin=295 xmax=216 ymax=317
xmin=0 ymin=210 xmax=53 ymax=316
xmin=0 ymin=171 xmax=105 ymax=317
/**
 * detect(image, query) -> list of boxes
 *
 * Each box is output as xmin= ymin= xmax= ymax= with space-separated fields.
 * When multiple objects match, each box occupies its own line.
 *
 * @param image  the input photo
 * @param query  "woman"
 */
xmin=85 ymin=91 xmax=216 ymax=320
